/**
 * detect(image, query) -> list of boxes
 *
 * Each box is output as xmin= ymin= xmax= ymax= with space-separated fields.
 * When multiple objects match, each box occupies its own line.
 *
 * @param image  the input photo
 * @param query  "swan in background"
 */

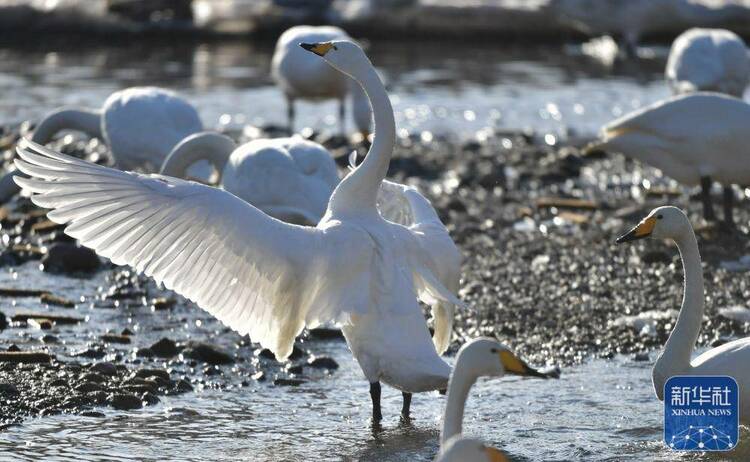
xmin=616 ymin=206 xmax=750 ymax=423
xmin=0 ymin=86 xmax=203 ymax=203
xmin=14 ymin=39 xmax=463 ymax=422
xmin=586 ymin=92 xmax=750 ymax=224
xmin=272 ymin=25 xmax=371 ymax=139
xmin=666 ymin=28 xmax=749 ymax=98
xmin=436 ymin=338 xmax=552 ymax=462
xmin=161 ymin=133 xmax=339 ymax=225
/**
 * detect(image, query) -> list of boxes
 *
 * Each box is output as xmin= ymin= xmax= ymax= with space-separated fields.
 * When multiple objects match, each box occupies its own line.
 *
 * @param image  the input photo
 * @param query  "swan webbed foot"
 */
xmin=370 ymin=381 xmax=382 ymax=422
xmin=700 ymin=176 xmax=717 ymax=222
xmin=723 ymin=185 xmax=735 ymax=228
xmin=401 ymin=392 xmax=412 ymax=420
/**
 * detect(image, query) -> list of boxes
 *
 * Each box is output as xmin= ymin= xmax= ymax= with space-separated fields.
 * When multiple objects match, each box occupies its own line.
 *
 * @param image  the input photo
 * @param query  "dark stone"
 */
xmin=136 ymin=347 xmax=154 ymax=358
xmin=150 ymin=338 xmax=180 ymax=358
xmin=307 ymin=327 xmax=345 ymax=341
xmin=121 ymin=328 xmax=135 ymax=336
xmin=141 ymin=392 xmax=160 ymax=406
xmin=182 ymin=342 xmax=234 ymax=365
xmin=174 ymin=379 xmax=193 ymax=393
xmin=0 ymin=383 xmax=18 ymax=395
xmin=134 ymin=368 xmax=170 ymax=381
xmin=79 ymin=411 xmax=105 ymax=418
xmin=90 ymin=362 xmax=117 ymax=376
xmin=273 ymin=378 xmax=305 ymax=387
xmin=307 ymin=356 xmax=339 ymax=370
xmin=108 ymin=393 xmax=142 ymax=411
xmin=49 ymin=378 xmax=68 ymax=388
xmin=100 ymin=334 xmax=131 ymax=344
xmin=257 ymin=344 xmax=305 ymax=362
xmin=151 ymin=297 xmax=176 ymax=311
xmin=7 ymin=344 xmax=19 ymax=352
xmin=73 ymin=347 xmax=105 ymax=359
xmin=287 ymin=364 xmax=303 ymax=374
xmin=41 ymin=243 xmax=101 ymax=274
xmin=75 ymin=381 xmax=103 ymax=393
xmin=0 ymin=311 xmax=6 ymax=330
xmin=41 ymin=334 xmax=58 ymax=344
xmin=80 ymin=372 xmax=106 ymax=383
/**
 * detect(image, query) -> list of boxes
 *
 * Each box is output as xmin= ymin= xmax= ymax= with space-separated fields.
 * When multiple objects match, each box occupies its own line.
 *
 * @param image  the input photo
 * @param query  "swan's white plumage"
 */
xmin=101 ymin=87 xmax=203 ymax=170
xmin=594 ymin=92 xmax=750 ymax=186
xmin=666 ymin=28 xmax=749 ymax=98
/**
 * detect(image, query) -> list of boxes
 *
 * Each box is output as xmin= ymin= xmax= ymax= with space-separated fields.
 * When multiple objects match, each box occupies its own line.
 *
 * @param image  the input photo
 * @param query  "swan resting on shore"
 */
xmin=161 ymin=133 xmax=339 ymax=225
xmin=13 ymin=39 xmax=462 ymax=422
xmin=587 ymin=92 xmax=750 ymax=225
xmin=272 ymin=25 xmax=371 ymax=139
xmin=617 ymin=206 xmax=750 ymax=423
xmin=435 ymin=338 xmax=552 ymax=462
xmin=0 ymin=86 xmax=203 ymax=203
xmin=666 ymin=28 xmax=749 ymax=98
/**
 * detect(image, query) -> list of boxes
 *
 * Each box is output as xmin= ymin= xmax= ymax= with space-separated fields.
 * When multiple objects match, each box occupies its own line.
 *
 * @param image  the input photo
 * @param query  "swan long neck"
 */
xmin=441 ymin=360 xmax=476 ymax=445
xmin=160 ymin=132 xmax=235 ymax=180
xmin=654 ymin=226 xmax=704 ymax=391
xmin=328 ymin=63 xmax=394 ymax=215
xmin=31 ymin=108 xmax=102 ymax=144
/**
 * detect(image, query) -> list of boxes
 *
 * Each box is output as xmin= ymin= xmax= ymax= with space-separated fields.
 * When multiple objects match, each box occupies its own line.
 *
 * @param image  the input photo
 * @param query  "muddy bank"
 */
xmin=1 ymin=123 xmax=749 ymax=426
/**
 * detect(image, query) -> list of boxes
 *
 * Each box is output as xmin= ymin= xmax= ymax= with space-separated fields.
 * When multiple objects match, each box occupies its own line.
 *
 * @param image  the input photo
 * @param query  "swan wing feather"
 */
xmin=14 ymin=139 xmax=355 ymax=360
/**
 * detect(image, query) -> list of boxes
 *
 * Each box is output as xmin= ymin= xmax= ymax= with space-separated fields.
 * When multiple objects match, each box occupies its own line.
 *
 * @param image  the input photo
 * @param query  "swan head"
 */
xmin=456 ymin=337 xmax=550 ymax=379
xmin=300 ymin=40 xmax=369 ymax=80
xmin=438 ymin=437 xmax=508 ymax=462
xmin=616 ymin=206 xmax=690 ymax=243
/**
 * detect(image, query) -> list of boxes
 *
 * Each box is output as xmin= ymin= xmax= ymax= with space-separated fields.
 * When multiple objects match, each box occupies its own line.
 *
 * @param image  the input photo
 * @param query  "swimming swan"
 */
xmin=588 ymin=92 xmax=750 ymax=224
xmin=666 ymin=28 xmax=749 ymax=98
xmin=617 ymin=206 xmax=750 ymax=423
xmin=435 ymin=338 xmax=551 ymax=462
xmin=13 ymin=39 xmax=462 ymax=422
xmin=161 ymin=133 xmax=339 ymax=225
xmin=272 ymin=25 xmax=371 ymax=139
xmin=0 ymin=86 xmax=203 ymax=203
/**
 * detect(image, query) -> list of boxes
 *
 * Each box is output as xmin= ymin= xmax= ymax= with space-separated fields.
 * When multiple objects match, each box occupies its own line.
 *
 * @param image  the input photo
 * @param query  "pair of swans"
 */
xmin=14 ymin=39 xmax=462 ymax=422
xmin=272 ymin=25 xmax=371 ymax=139
xmin=435 ymin=338 xmax=552 ymax=462
xmin=589 ymin=28 xmax=750 ymax=225
xmin=617 ymin=206 xmax=750 ymax=423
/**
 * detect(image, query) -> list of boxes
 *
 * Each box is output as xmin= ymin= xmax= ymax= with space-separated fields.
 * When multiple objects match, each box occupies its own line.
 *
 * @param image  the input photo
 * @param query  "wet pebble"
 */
xmin=90 ymin=362 xmax=117 ymax=376
xmin=108 ymin=393 xmax=142 ymax=411
xmin=41 ymin=243 xmax=101 ymax=274
xmin=181 ymin=342 xmax=234 ymax=365
xmin=149 ymin=338 xmax=181 ymax=358
xmin=307 ymin=356 xmax=339 ymax=370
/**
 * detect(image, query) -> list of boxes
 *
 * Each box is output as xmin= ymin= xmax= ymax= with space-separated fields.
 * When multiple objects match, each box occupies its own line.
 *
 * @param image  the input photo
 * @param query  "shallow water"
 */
xmin=0 ymin=38 xmax=745 ymax=461
xmin=0 ymin=38 xmax=672 ymax=140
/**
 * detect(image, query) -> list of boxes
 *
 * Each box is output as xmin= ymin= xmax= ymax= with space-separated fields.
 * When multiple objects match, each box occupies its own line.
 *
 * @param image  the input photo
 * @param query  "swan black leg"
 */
xmin=700 ymin=176 xmax=717 ymax=222
xmin=286 ymin=97 xmax=295 ymax=134
xmin=370 ymin=382 xmax=382 ymax=422
xmin=401 ymin=392 xmax=412 ymax=419
xmin=723 ymin=185 xmax=735 ymax=227
xmin=339 ymin=99 xmax=347 ymax=136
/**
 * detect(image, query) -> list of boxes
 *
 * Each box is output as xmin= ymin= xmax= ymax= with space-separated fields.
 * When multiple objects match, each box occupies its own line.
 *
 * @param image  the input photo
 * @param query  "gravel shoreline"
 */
xmin=1 ymin=124 xmax=749 ymax=426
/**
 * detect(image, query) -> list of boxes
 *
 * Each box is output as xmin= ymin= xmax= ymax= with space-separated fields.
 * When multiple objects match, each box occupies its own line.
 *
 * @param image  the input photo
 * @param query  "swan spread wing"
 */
xmin=377 ymin=179 xmax=463 ymax=354
xmin=13 ymin=139 xmax=352 ymax=360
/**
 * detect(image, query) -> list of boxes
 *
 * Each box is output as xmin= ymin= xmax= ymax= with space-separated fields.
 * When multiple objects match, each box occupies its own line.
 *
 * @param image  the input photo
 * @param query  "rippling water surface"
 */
xmin=0 ymin=38 xmax=747 ymax=461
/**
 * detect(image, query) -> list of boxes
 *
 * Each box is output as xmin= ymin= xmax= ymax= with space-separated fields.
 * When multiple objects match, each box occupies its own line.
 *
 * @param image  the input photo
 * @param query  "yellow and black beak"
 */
xmin=300 ymin=42 xmax=335 ymax=57
xmin=484 ymin=446 xmax=509 ymax=462
xmin=616 ymin=216 xmax=656 ymax=244
xmin=499 ymin=350 xmax=551 ymax=379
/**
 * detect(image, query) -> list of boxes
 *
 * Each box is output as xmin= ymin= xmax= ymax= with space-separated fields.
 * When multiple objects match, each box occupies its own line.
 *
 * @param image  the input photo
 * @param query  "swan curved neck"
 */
xmin=329 ymin=63 xmax=394 ymax=215
xmin=160 ymin=132 xmax=235 ymax=180
xmin=654 ymin=227 xmax=704 ymax=391
xmin=31 ymin=108 xmax=102 ymax=144
xmin=441 ymin=361 xmax=476 ymax=444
